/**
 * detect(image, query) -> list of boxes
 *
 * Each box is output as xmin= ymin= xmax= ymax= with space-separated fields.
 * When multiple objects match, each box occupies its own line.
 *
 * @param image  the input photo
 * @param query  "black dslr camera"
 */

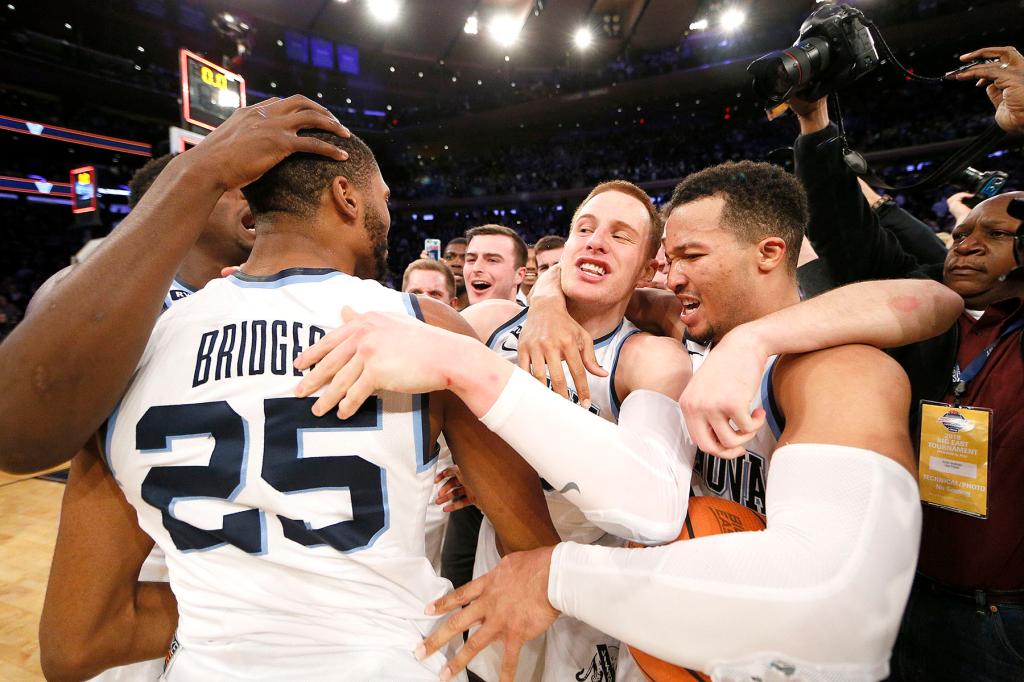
xmin=953 ymin=167 xmax=1009 ymax=202
xmin=748 ymin=4 xmax=880 ymax=106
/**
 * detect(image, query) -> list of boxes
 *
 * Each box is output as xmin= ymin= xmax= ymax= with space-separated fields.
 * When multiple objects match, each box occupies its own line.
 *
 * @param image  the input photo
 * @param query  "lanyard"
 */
xmin=951 ymin=316 xmax=1024 ymax=404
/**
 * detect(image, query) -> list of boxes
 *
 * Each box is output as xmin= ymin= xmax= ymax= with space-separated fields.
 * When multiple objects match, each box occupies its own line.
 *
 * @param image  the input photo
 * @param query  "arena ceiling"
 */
xmin=189 ymin=0 xmax=813 ymax=72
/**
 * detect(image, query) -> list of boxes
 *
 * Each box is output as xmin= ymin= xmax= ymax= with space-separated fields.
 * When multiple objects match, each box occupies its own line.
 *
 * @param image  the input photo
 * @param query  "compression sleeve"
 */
xmin=547 ymin=443 xmax=921 ymax=681
xmin=480 ymin=368 xmax=693 ymax=544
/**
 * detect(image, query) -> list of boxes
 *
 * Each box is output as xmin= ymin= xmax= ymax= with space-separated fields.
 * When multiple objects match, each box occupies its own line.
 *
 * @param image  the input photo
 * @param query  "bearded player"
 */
xmin=40 ymin=130 xmax=557 ymax=681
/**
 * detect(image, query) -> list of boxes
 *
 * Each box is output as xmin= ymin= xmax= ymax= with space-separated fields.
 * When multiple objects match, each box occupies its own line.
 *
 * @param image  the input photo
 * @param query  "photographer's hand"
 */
xmin=951 ymin=47 xmax=1024 ymax=136
xmin=790 ymin=97 xmax=830 ymax=135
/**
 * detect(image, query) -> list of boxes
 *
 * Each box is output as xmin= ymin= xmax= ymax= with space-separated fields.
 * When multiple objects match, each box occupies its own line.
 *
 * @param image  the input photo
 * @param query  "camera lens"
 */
xmin=748 ymin=36 xmax=831 ymax=105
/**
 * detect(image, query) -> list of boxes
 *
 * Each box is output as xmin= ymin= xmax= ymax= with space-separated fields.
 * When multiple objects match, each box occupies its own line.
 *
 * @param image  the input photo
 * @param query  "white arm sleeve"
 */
xmin=480 ymin=368 xmax=694 ymax=544
xmin=547 ymin=443 xmax=921 ymax=682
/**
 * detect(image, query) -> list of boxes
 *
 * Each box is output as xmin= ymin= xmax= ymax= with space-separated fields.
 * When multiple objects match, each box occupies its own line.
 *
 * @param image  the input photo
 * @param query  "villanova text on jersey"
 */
xmin=192 ymin=319 xmax=327 ymax=387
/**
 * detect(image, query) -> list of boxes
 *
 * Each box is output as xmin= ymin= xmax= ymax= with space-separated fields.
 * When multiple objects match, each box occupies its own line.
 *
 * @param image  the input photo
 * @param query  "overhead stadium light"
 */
xmin=719 ymin=8 xmax=745 ymax=33
xmin=573 ymin=27 xmax=593 ymax=50
xmin=368 ymin=0 xmax=400 ymax=24
xmin=689 ymin=18 xmax=708 ymax=31
xmin=488 ymin=13 xmax=521 ymax=47
xmin=464 ymin=14 xmax=479 ymax=35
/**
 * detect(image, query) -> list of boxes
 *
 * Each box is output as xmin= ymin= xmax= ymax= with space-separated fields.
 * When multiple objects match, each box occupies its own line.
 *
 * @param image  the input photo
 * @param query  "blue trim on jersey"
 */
xmin=227 ymin=268 xmax=344 ymax=288
xmin=594 ymin=320 xmax=626 ymax=350
xmin=608 ymin=329 xmax=642 ymax=420
xmin=760 ymin=357 xmax=786 ymax=440
xmin=402 ymin=293 xmax=435 ymax=472
xmin=404 ymin=292 xmax=425 ymax=321
xmin=485 ymin=307 xmax=529 ymax=350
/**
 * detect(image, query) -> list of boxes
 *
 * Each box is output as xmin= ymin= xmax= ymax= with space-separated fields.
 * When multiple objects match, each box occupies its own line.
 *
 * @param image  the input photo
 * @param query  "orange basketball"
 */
xmin=625 ymin=496 xmax=766 ymax=682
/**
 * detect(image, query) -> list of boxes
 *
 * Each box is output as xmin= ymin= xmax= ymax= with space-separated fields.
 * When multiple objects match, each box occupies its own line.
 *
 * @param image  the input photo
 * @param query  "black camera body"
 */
xmin=748 ymin=4 xmax=881 ymax=106
xmin=954 ymin=167 xmax=1009 ymax=201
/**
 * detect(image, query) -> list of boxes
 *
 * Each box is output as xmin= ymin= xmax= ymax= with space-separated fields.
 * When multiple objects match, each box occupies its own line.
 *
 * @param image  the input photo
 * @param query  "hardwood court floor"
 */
xmin=0 ymin=469 xmax=65 ymax=680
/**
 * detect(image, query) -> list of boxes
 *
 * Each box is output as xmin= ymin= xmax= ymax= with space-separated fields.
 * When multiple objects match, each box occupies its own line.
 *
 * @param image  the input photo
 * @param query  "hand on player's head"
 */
xmin=186 ymin=95 xmax=352 ymax=192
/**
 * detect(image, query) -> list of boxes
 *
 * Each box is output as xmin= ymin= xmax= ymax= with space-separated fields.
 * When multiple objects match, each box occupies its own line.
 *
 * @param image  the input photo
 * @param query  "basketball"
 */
xmin=626 ymin=496 xmax=767 ymax=682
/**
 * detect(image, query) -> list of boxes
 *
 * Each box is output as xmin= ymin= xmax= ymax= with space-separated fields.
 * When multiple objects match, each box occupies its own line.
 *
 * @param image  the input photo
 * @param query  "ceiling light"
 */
xmin=488 ymin=13 xmax=521 ymax=47
xmin=719 ymin=8 xmax=745 ymax=33
xmin=219 ymin=90 xmax=242 ymax=108
xmin=137 ymin=45 xmax=145 ymax=52
xmin=463 ymin=14 xmax=478 ymax=35
xmin=367 ymin=0 xmax=400 ymax=24
xmin=573 ymin=27 xmax=592 ymax=50
xmin=688 ymin=18 xmax=708 ymax=31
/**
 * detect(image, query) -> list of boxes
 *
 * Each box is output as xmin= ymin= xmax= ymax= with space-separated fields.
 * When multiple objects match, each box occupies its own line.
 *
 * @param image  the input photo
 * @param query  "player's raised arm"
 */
xmin=40 ymin=441 xmax=177 ymax=680
xmin=0 ymin=96 xmax=350 ymax=474
xmin=681 ymin=277 xmax=964 ymax=458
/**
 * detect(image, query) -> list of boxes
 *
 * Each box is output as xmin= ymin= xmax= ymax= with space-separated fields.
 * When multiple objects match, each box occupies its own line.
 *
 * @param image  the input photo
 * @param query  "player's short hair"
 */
xmin=445 ymin=236 xmax=468 ymax=250
xmin=664 ymin=160 xmax=808 ymax=271
xmin=402 ymin=258 xmax=456 ymax=299
xmin=571 ymin=180 xmax=663 ymax=260
xmin=534 ymin=235 xmax=566 ymax=255
xmin=128 ymin=153 xmax=176 ymax=208
xmin=242 ymin=130 xmax=379 ymax=218
xmin=465 ymin=224 xmax=528 ymax=268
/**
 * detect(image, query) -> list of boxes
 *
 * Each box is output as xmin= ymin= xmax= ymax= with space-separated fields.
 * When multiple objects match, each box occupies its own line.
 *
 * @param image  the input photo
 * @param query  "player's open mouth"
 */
xmin=678 ymin=295 xmax=701 ymax=322
xmin=471 ymin=280 xmax=492 ymax=292
xmin=575 ymin=258 xmax=610 ymax=282
xmin=241 ymin=211 xmax=256 ymax=233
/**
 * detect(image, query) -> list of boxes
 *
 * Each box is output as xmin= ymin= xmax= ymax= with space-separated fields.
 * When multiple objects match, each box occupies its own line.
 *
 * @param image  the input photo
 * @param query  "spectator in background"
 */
xmin=947 ymin=192 xmax=975 ymax=226
xmin=517 ymin=244 xmax=538 ymax=305
xmin=463 ymin=224 xmax=528 ymax=306
xmin=533 ymin=235 xmax=566 ymax=277
xmin=402 ymin=258 xmax=459 ymax=308
xmin=442 ymin=237 xmax=469 ymax=310
xmin=792 ymin=71 xmax=1024 ymax=680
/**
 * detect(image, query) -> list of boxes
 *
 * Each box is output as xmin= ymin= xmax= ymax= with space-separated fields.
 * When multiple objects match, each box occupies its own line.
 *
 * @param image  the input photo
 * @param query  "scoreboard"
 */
xmin=179 ymin=49 xmax=246 ymax=131
xmin=70 ymin=165 xmax=97 ymax=214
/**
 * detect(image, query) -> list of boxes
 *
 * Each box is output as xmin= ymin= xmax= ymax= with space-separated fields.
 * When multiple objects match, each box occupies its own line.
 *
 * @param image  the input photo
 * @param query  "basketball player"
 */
xmin=443 ymin=237 xmax=470 ymax=310
xmin=0 ymin=95 xmax=352 ymax=475
xmin=457 ymin=181 xmax=692 ymax=681
xmin=40 ymin=129 xmax=558 ymax=680
xmin=464 ymin=225 xmax=528 ymax=306
xmin=38 ymin=153 xmax=256 ymax=682
xmin=293 ymin=162 xmax=964 ymax=681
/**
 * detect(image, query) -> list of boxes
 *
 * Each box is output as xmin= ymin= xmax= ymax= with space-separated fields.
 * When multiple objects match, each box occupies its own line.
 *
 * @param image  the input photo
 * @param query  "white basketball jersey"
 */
xmin=473 ymin=309 xmax=641 ymax=682
xmin=104 ymin=268 xmax=457 ymax=680
xmin=689 ymin=348 xmax=784 ymax=516
xmin=163 ymin=276 xmax=196 ymax=311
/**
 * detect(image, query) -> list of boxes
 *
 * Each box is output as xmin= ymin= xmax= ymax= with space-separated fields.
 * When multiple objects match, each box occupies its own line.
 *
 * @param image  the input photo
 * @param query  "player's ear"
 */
xmin=329 ymin=176 xmax=359 ymax=222
xmin=636 ymin=258 xmax=658 ymax=286
xmin=514 ymin=266 xmax=527 ymax=286
xmin=756 ymin=237 xmax=788 ymax=273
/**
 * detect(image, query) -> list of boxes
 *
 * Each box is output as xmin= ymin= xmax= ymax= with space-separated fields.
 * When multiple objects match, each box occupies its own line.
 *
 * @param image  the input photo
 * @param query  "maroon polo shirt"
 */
xmin=918 ymin=295 xmax=1024 ymax=590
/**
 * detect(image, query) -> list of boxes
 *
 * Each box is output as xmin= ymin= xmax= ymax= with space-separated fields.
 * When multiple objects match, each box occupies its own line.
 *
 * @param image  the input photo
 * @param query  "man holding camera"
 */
xmin=790 ymin=46 xmax=1024 ymax=680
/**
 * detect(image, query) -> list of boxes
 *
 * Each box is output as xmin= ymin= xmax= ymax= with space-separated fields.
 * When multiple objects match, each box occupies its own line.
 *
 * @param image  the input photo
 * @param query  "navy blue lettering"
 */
xmin=271 ymin=320 xmax=288 ymax=375
xmin=291 ymin=321 xmax=304 ymax=377
xmin=236 ymin=321 xmax=248 ymax=377
xmin=215 ymin=324 xmax=237 ymax=381
xmin=250 ymin=321 xmax=267 ymax=375
xmin=192 ymin=330 xmax=218 ymax=387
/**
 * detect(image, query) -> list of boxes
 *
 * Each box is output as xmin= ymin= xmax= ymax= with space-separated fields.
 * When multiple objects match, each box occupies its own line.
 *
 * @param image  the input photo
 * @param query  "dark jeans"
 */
xmin=887 ymin=576 xmax=1024 ymax=682
xmin=440 ymin=505 xmax=483 ymax=590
